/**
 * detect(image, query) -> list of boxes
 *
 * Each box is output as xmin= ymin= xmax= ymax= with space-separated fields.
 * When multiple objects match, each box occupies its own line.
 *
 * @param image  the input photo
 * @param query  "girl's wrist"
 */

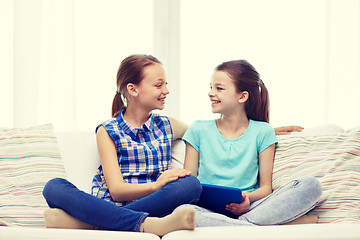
xmin=151 ymin=182 xmax=160 ymax=192
xmin=245 ymin=192 xmax=254 ymax=203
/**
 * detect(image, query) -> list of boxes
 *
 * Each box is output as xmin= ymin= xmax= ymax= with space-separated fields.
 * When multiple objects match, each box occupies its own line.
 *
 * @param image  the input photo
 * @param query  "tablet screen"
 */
xmin=197 ymin=183 xmax=242 ymax=218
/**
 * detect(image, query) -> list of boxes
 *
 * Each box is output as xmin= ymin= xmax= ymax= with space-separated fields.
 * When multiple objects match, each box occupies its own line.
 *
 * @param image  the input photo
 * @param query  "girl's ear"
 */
xmin=126 ymin=83 xmax=138 ymax=97
xmin=238 ymin=91 xmax=249 ymax=103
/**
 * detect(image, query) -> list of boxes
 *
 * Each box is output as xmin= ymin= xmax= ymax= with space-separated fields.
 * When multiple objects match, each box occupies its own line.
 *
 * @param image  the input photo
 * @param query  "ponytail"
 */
xmin=257 ymin=79 xmax=270 ymax=123
xmin=112 ymin=91 xmax=125 ymax=118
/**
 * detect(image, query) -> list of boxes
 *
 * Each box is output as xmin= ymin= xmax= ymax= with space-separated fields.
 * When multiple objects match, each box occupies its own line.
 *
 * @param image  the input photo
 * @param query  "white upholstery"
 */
xmin=56 ymin=131 xmax=100 ymax=192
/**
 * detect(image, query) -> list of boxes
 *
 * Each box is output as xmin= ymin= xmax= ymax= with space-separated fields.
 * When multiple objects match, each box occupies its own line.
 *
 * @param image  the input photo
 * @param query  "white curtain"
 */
xmin=3 ymin=0 xmax=153 ymax=131
xmin=5 ymin=0 xmax=79 ymax=131
xmin=9 ymin=0 xmax=75 ymax=130
xmin=0 ymin=0 xmax=14 ymax=128
xmin=1 ymin=0 xmax=359 ymax=131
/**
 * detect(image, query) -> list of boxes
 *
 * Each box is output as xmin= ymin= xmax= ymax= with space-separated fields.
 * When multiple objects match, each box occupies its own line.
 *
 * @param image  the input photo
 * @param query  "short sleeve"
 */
xmin=257 ymin=123 xmax=278 ymax=154
xmin=182 ymin=120 xmax=203 ymax=152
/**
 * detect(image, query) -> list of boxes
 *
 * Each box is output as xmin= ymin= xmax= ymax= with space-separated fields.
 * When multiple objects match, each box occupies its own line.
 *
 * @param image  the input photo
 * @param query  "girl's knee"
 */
xmin=184 ymin=175 xmax=202 ymax=195
xmin=186 ymin=175 xmax=201 ymax=185
xmin=173 ymin=175 xmax=202 ymax=201
xmin=296 ymin=176 xmax=322 ymax=200
xmin=298 ymin=176 xmax=321 ymax=189
xmin=43 ymin=178 xmax=67 ymax=198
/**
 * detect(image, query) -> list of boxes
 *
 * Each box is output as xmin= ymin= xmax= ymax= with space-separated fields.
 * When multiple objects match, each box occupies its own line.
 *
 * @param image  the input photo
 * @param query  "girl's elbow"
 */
xmin=259 ymin=184 xmax=273 ymax=196
xmin=266 ymin=185 xmax=273 ymax=195
xmin=110 ymin=191 xmax=135 ymax=203
xmin=108 ymin=185 xmax=129 ymax=202
xmin=109 ymin=190 xmax=124 ymax=202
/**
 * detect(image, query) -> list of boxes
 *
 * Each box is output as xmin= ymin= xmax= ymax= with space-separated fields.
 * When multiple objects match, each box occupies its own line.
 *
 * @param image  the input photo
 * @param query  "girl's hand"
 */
xmin=225 ymin=193 xmax=250 ymax=216
xmin=274 ymin=126 xmax=304 ymax=135
xmin=154 ymin=169 xmax=191 ymax=190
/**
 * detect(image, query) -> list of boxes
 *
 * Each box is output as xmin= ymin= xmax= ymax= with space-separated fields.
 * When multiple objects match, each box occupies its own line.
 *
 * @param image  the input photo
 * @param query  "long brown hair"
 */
xmin=215 ymin=60 xmax=270 ymax=123
xmin=112 ymin=54 xmax=162 ymax=117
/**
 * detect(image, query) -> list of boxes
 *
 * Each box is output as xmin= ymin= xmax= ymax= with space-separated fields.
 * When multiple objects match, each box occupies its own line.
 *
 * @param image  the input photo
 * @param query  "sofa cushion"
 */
xmin=171 ymin=140 xmax=186 ymax=169
xmin=0 ymin=124 xmax=66 ymax=227
xmin=272 ymin=125 xmax=360 ymax=223
xmin=56 ymin=132 xmax=100 ymax=193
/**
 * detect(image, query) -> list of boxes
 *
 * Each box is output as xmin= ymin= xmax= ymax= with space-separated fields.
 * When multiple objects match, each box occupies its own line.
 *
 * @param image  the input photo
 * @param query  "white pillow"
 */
xmin=56 ymin=132 xmax=100 ymax=193
xmin=171 ymin=140 xmax=186 ymax=169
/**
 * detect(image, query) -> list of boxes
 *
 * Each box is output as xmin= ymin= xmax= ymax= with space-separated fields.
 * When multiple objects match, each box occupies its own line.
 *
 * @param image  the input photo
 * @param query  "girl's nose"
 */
xmin=163 ymin=85 xmax=170 ymax=95
xmin=208 ymin=89 xmax=214 ymax=97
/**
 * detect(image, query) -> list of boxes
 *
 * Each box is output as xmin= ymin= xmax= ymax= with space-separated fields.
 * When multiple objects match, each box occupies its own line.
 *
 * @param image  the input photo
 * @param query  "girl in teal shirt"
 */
xmin=183 ymin=59 xmax=322 ymax=226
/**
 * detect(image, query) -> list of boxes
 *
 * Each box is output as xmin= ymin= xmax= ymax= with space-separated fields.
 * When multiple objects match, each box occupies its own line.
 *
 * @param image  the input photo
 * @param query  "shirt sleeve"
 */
xmin=182 ymin=120 xmax=202 ymax=152
xmin=258 ymin=123 xmax=278 ymax=154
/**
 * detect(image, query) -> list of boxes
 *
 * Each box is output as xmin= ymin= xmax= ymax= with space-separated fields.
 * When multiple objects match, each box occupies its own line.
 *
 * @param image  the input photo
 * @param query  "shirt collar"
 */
xmin=143 ymin=113 xmax=155 ymax=132
xmin=117 ymin=108 xmax=155 ymax=139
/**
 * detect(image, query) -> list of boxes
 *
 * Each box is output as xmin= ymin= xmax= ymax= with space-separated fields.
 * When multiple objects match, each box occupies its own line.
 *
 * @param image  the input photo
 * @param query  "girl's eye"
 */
xmin=217 ymin=87 xmax=224 ymax=91
xmin=156 ymin=81 xmax=167 ymax=88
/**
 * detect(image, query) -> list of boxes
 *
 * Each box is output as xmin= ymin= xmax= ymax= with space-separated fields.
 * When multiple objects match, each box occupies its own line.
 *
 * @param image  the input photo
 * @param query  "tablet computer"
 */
xmin=197 ymin=183 xmax=243 ymax=218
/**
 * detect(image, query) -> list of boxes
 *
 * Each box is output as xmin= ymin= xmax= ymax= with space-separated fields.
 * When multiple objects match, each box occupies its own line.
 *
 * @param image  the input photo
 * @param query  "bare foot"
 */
xmin=141 ymin=206 xmax=195 ymax=236
xmin=44 ymin=208 xmax=98 ymax=229
xmin=283 ymin=215 xmax=318 ymax=225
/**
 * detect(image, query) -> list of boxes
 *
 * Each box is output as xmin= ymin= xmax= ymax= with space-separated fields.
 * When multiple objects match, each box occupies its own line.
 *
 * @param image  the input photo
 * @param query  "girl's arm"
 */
xmin=226 ymin=144 xmax=275 ymax=215
xmin=169 ymin=117 xmax=189 ymax=141
xmin=247 ymin=143 xmax=275 ymax=202
xmin=183 ymin=143 xmax=199 ymax=176
xmin=96 ymin=126 xmax=190 ymax=202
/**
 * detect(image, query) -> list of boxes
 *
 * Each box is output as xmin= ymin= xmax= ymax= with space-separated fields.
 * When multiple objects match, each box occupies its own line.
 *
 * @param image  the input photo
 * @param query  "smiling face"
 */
xmin=135 ymin=63 xmax=169 ymax=111
xmin=208 ymin=70 xmax=244 ymax=115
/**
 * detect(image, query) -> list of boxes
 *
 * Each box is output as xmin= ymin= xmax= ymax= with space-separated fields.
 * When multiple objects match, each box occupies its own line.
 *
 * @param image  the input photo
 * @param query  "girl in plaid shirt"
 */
xmin=43 ymin=55 xmax=202 ymax=236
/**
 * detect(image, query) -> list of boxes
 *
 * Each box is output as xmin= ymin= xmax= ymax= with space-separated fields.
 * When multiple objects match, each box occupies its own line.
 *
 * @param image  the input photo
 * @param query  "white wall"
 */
xmin=327 ymin=0 xmax=360 ymax=129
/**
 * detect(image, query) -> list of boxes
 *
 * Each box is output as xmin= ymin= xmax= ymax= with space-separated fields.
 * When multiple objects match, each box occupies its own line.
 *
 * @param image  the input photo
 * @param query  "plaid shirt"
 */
xmin=91 ymin=109 xmax=173 ymax=206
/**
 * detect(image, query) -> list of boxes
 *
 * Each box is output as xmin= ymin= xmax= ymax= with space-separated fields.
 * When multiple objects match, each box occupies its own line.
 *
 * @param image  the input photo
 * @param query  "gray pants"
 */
xmin=178 ymin=176 xmax=322 ymax=227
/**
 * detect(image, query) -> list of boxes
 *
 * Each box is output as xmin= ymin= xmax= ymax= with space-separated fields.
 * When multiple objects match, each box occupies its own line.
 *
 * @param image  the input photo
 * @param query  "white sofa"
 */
xmin=1 ymin=124 xmax=360 ymax=239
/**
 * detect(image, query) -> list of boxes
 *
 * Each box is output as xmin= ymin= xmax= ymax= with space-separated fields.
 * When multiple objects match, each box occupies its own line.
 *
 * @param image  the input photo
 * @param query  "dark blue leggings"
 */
xmin=43 ymin=175 xmax=202 ymax=232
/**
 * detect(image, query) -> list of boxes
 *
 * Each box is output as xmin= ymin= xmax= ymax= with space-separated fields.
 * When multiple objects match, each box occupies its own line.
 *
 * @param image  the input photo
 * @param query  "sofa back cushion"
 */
xmin=0 ymin=124 xmax=66 ymax=227
xmin=56 ymin=132 xmax=100 ymax=193
xmin=273 ymin=125 xmax=360 ymax=223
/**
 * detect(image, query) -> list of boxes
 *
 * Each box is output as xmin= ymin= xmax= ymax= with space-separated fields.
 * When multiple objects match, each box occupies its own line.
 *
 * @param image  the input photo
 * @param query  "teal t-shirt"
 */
xmin=183 ymin=119 xmax=277 ymax=192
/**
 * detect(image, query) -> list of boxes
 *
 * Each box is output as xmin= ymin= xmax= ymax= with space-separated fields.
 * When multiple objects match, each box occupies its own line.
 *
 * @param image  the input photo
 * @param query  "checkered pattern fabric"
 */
xmin=91 ymin=109 xmax=173 ymax=206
